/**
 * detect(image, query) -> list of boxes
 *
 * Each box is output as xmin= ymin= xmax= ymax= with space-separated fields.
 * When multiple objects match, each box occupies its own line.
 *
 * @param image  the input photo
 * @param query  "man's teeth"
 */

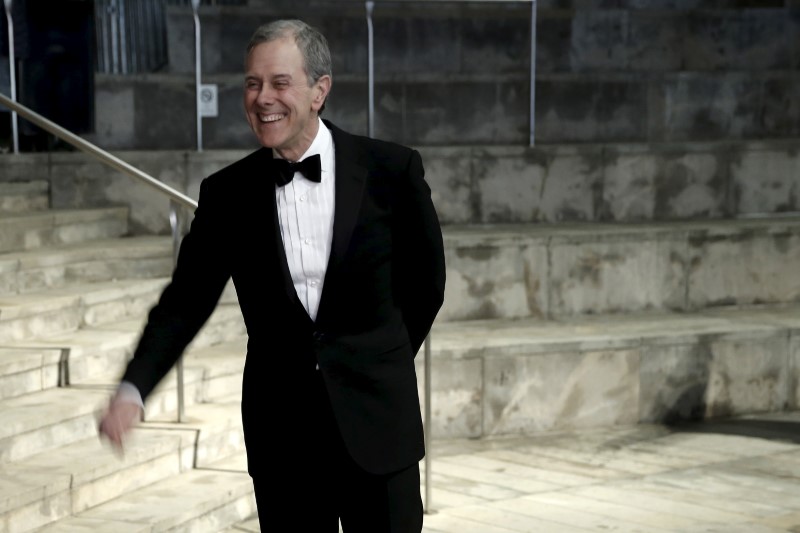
xmin=260 ymin=114 xmax=284 ymax=123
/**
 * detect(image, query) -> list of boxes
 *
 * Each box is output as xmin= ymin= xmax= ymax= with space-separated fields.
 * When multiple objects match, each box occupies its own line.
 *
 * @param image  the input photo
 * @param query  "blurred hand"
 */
xmin=98 ymin=395 xmax=143 ymax=455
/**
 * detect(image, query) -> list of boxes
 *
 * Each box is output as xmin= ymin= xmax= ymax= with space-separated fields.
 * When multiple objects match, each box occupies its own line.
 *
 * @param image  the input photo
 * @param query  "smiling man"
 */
xmin=98 ymin=19 xmax=445 ymax=533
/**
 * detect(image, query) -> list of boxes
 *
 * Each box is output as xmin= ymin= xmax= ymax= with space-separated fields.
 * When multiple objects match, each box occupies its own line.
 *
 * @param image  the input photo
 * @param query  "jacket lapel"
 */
xmin=316 ymin=122 xmax=367 ymax=323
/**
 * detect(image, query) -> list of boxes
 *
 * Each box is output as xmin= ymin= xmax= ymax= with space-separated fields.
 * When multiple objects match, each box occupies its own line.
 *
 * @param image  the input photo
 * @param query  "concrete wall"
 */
xmin=3 ymin=138 xmax=796 ymax=230
xmin=81 ymin=2 xmax=800 ymax=150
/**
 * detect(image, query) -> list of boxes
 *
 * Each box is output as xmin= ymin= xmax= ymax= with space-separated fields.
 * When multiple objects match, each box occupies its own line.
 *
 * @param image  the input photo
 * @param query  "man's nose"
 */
xmin=256 ymin=85 xmax=276 ymax=105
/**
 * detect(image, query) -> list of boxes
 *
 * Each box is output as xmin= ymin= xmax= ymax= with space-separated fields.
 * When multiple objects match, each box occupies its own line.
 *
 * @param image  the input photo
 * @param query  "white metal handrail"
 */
xmin=0 ymin=91 xmax=195 ymax=423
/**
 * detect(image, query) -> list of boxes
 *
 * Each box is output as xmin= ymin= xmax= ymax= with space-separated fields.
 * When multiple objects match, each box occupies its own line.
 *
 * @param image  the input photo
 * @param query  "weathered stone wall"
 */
xmin=4 ymin=138 xmax=795 ymax=232
xmin=83 ymin=1 xmax=800 ymax=150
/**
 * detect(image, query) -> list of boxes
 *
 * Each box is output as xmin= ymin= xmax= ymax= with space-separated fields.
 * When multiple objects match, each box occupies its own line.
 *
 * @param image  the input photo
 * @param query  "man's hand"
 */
xmin=98 ymin=395 xmax=143 ymax=454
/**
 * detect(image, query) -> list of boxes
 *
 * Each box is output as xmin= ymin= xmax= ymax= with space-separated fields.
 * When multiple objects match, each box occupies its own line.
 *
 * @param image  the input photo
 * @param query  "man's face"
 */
xmin=243 ymin=37 xmax=331 ymax=161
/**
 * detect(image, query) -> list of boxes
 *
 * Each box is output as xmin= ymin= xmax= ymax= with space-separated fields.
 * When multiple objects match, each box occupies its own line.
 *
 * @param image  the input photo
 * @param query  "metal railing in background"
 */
xmin=2 ymin=0 xmax=18 ymax=153
xmin=167 ymin=0 xmax=245 ymax=5
xmin=95 ymin=0 xmax=169 ymax=74
xmin=0 ymin=91 xmax=196 ymax=423
xmin=191 ymin=0 xmax=202 ymax=151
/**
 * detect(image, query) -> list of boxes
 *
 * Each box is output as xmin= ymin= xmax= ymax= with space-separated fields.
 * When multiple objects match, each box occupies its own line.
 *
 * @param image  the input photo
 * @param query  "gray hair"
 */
xmin=246 ymin=19 xmax=332 ymax=88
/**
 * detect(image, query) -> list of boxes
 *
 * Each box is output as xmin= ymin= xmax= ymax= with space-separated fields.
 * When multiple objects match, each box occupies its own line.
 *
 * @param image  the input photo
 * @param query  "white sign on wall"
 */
xmin=199 ymin=84 xmax=218 ymax=117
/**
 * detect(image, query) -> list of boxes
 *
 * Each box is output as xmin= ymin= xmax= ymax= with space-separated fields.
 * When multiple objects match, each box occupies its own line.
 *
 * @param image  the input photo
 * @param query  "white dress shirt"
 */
xmin=274 ymin=117 xmax=336 ymax=322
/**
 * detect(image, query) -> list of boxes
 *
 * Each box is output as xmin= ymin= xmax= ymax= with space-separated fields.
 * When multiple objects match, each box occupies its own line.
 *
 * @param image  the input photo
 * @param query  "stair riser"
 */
xmin=0 ymin=414 xmax=99 ymax=463
xmin=4 ymin=491 xmax=72 ymax=533
xmin=419 ymin=329 xmax=797 ymax=439
xmin=0 ymin=309 xmax=84 ymax=344
xmin=0 ymin=195 xmax=48 ymax=214
xmin=1 ymin=258 xmax=173 ymax=296
xmin=0 ymin=365 xmax=59 ymax=401
xmin=441 ymin=223 xmax=800 ymax=321
xmin=0 ymin=218 xmax=128 ymax=255
xmin=71 ymin=450 xmax=185 ymax=515
xmin=164 ymin=493 xmax=256 ymax=533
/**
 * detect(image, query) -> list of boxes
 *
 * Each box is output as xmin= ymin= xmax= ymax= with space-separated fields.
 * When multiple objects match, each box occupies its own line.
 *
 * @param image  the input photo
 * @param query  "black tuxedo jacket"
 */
xmin=121 ymin=120 xmax=446 ymax=475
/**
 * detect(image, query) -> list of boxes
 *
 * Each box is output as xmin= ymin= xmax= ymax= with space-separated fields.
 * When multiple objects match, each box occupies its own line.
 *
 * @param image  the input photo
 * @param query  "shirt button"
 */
xmin=304 ymin=238 xmax=311 ymax=245
xmin=309 ymin=280 xmax=318 ymax=287
xmin=299 ymin=195 xmax=306 ymax=202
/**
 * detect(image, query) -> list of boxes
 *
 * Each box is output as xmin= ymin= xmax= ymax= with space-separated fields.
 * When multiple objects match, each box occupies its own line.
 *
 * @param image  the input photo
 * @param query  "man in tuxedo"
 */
xmin=98 ymin=18 xmax=445 ymax=533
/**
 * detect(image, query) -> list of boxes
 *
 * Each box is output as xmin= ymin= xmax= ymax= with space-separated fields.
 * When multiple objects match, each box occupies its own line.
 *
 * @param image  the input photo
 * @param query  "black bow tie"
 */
xmin=272 ymin=154 xmax=322 ymax=186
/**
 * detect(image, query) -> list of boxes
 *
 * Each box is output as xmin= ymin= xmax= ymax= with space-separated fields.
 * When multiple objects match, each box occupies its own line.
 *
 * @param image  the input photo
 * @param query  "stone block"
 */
xmin=417 ymin=147 xmax=474 ymax=224
xmin=535 ymin=11 xmax=572 ymax=73
xmin=703 ymin=334 xmax=790 ymax=417
xmin=49 ymin=152 xmax=186 ymax=235
xmin=405 ymin=82 xmax=508 ymax=145
xmin=483 ymin=348 xmax=640 ymax=436
xmin=325 ymin=79 xmax=370 ymax=141
xmin=600 ymin=149 xmax=660 ymax=221
xmin=540 ymin=148 xmax=604 ymax=222
xmin=535 ymin=78 xmax=647 ymax=143
xmin=461 ymin=13 xmax=531 ymax=74
xmin=473 ymin=148 xmax=544 ymax=223
xmin=732 ymin=148 xmax=800 ymax=215
xmin=441 ymin=239 xmax=547 ymax=321
xmin=684 ymin=10 xmax=794 ymax=71
xmin=134 ymin=78 xmax=196 ymax=150
xmin=790 ymin=331 xmax=800 ymax=409
xmin=626 ymin=12 xmax=684 ymax=72
xmin=0 ymin=154 xmax=49 ymax=184
xmin=548 ymin=231 xmax=687 ymax=316
xmin=569 ymin=10 xmax=629 ymax=71
xmin=762 ymin=77 xmax=800 ymax=137
xmin=655 ymin=149 xmax=729 ymax=219
xmin=417 ymin=355 xmax=482 ymax=439
xmin=687 ymin=231 xmax=800 ymax=308
xmin=660 ymin=73 xmax=763 ymax=141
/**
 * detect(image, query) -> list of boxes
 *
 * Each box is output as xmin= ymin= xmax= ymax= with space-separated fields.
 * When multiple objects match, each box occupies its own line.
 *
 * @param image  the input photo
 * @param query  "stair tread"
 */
xmin=0 ymin=387 xmax=107 ymax=440
xmin=0 ymin=235 xmax=171 ymax=270
xmin=0 ymin=278 xmax=169 ymax=321
xmin=429 ymin=305 xmax=800 ymax=355
xmin=34 ymin=452 xmax=253 ymax=533
xmin=0 ymin=430 xmax=185 ymax=513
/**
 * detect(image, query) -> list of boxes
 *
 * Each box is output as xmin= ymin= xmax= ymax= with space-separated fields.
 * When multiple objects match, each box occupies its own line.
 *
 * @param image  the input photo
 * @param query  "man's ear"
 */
xmin=312 ymin=75 xmax=332 ymax=112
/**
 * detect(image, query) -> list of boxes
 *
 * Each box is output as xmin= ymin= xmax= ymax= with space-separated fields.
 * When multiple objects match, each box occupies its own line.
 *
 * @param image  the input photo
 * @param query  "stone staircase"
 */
xmin=3 ymin=171 xmax=800 ymax=531
xmin=0 ymin=180 xmax=255 ymax=532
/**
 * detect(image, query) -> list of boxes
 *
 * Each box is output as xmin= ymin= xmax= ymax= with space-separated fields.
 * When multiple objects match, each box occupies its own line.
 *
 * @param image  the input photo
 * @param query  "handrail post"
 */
xmin=365 ymin=1 xmax=375 ymax=138
xmin=191 ymin=0 xmax=202 ymax=152
xmin=169 ymin=200 xmax=186 ymax=423
xmin=529 ymin=0 xmax=537 ymax=147
xmin=424 ymin=332 xmax=432 ymax=514
xmin=3 ymin=0 xmax=18 ymax=154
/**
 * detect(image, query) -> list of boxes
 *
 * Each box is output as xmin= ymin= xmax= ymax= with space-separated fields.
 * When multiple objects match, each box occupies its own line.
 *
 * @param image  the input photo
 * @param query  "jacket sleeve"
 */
xmin=393 ymin=149 xmax=446 ymax=355
xmin=120 ymin=178 xmax=232 ymax=401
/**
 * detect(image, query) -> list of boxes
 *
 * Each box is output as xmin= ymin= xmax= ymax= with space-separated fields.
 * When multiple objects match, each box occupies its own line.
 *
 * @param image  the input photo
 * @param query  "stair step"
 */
xmin=0 ymin=207 xmax=129 ymax=254
xmin=0 ymin=430 xmax=187 ymax=531
xmin=440 ymin=216 xmax=800 ymax=322
xmin=0 ymin=236 xmax=173 ymax=295
xmin=0 ymin=278 xmax=169 ymax=343
xmin=33 ymin=452 xmax=255 ymax=533
xmin=0 ymin=397 xmax=246 ymax=532
xmin=0 ymin=301 xmax=244 ymax=402
xmin=0 ymin=180 xmax=49 ymax=214
xmin=0 ymin=387 xmax=107 ymax=463
xmin=423 ymin=305 xmax=800 ymax=440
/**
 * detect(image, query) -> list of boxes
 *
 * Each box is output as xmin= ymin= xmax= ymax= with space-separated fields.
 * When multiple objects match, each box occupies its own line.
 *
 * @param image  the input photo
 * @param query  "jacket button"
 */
xmin=312 ymin=331 xmax=325 ymax=341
